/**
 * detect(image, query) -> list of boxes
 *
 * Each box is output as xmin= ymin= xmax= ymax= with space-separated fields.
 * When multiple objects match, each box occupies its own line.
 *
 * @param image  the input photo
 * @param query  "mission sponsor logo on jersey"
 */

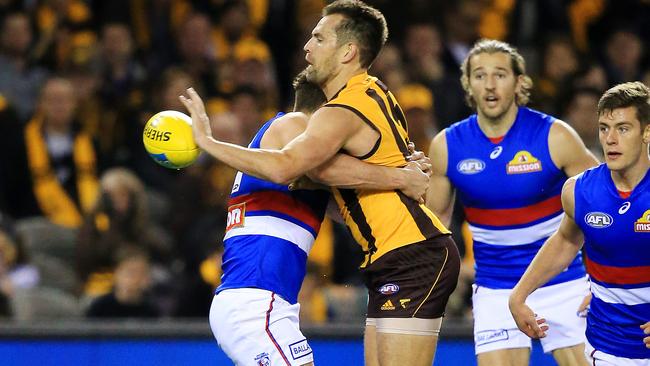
xmin=457 ymin=159 xmax=485 ymax=174
xmin=585 ymin=212 xmax=613 ymax=228
xmin=506 ymin=151 xmax=542 ymax=174
xmin=634 ymin=209 xmax=650 ymax=232
xmin=226 ymin=203 xmax=246 ymax=231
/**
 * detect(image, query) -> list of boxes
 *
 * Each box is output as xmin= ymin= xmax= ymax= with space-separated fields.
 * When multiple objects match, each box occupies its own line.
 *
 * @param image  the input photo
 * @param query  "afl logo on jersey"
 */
xmin=457 ymin=159 xmax=485 ymax=174
xmin=585 ymin=212 xmax=613 ymax=228
xmin=634 ymin=209 xmax=650 ymax=232
xmin=379 ymin=283 xmax=400 ymax=295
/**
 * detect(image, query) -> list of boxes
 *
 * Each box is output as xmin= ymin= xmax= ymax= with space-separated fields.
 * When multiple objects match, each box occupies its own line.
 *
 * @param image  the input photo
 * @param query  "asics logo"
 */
xmin=619 ymin=202 xmax=631 ymax=214
xmin=490 ymin=146 xmax=503 ymax=159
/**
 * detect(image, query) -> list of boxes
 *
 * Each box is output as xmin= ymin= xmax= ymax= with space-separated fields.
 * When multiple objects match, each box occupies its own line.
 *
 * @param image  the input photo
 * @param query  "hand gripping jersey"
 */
xmin=575 ymin=164 xmax=650 ymax=359
xmin=446 ymin=107 xmax=585 ymax=289
xmin=324 ymin=72 xmax=450 ymax=268
xmin=216 ymin=113 xmax=329 ymax=304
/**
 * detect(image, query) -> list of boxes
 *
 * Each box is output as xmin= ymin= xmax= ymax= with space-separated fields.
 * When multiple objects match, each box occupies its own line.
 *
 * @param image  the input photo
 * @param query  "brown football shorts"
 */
xmin=362 ymin=234 xmax=461 ymax=319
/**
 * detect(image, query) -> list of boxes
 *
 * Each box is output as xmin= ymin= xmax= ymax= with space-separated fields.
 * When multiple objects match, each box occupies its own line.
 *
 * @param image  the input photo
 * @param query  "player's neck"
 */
xmin=322 ymin=66 xmax=366 ymax=100
xmin=476 ymin=103 xmax=518 ymax=138
xmin=610 ymin=152 xmax=650 ymax=192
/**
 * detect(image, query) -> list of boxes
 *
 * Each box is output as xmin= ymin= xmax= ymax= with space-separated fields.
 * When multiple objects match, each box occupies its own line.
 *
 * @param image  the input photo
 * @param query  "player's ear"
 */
xmin=341 ymin=43 xmax=357 ymax=63
xmin=643 ymin=124 xmax=650 ymax=144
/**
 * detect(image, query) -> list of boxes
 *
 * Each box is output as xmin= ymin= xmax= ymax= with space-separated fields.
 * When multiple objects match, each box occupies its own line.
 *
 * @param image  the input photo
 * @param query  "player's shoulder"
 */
xmin=262 ymin=112 xmax=310 ymax=148
xmin=575 ymin=163 xmax=607 ymax=183
xmin=271 ymin=111 xmax=309 ymax=129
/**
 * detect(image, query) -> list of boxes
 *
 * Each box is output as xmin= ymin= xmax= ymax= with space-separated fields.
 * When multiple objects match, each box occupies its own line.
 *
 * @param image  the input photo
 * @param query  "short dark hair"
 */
xmin=598 ymin=81 xmax=650 ymax=128
xmin=323 ymin=0 xmax=388 ymax=68
xmin=292 ymin=69 xmax=326 ymax=113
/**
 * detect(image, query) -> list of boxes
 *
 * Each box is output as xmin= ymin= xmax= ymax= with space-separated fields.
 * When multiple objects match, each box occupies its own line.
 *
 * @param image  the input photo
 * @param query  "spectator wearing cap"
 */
xmin=396 ymin=84 xmax=438 ymax=154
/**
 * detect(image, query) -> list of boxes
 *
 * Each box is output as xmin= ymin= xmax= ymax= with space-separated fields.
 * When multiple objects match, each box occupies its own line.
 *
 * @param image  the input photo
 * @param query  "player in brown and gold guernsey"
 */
xmin=179 ymin=1 xmax=460 ymax=365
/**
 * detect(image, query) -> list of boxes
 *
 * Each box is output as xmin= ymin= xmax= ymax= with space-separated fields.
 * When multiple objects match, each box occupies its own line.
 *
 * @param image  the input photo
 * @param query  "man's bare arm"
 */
xmin=181 ymin=88 xmax=360 ymax=184
xmin=549 ymin=120 xmax=600 ymax=177
xmin=425 ymin=130 xmax=455 ymax=227
xmin=307 ymin=152 xmax=431 ymax=201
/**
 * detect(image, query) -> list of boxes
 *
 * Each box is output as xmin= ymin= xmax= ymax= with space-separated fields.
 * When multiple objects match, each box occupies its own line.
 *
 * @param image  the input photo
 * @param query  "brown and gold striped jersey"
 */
xmin=324 ymin=72 xmax=450 ymax=268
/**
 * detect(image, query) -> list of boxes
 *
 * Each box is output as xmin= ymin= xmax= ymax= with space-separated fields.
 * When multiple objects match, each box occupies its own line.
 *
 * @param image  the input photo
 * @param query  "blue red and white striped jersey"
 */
xmin=446 ymin=107 xmax=585 ymax=289
xmin=216 ymin=113 xmax=330 ymax=304
xmin=575 ymin=164 xmax=650 ymax=359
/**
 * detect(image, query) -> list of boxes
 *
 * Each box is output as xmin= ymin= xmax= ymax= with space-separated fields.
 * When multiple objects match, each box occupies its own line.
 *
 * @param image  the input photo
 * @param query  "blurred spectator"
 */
xmin=0 ymin=11 xmax=49 ymax=121
xmin=228 ymin=39 xmax=278 ymax=115
xmin=298 ymin=261 xmax=329 ymax=324
xmin=371 ymin=43 xmax=407 ymax=90
xmin=441 ymin=0 xmax=482 ymax=69
xmin=561 ymin=86 xmax=603 ymax=160
xmin=174 ymin=12 xmax=220 ymax=98
xmin=431 ymin=1 xmax=482 ymax=126
xmin=402 ymin=23 xmax=445 ymax=85
xmin=603 ymin=28 xmax=645 ymax=85
xmin=534 ymin=35 xmax=580 ymax=114
xmin=569 ymin=61 xmax=609 ymax=92
xmin=211 ymin=0 xmax=261 ymax=62
xmin=88 ymin=22 xmax=148 ymax=165
xmin=32 ymin=0 xmax=96 ymax=71
xmin=396 ymin=84 xmax=438 ymax=154
xmin=0 ymin=213 xmax=39 ymax=317
xmin=8 ymin=76 xmax=101 ymax=227
xmin=131 ymin=67 xmax=194 ymax=193
xmin=228 ymin=86 xmax=264 ymax=141
xmin=76 ymin=168 xmax=172 ymax=297
xmin=86 ymin=246 xmax=160 ymax=318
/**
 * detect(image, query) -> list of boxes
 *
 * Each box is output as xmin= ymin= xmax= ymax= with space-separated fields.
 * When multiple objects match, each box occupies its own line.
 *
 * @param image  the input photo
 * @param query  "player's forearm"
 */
xmin=511 ymin=232 xmax=581 ymax=301
xmin=197 ymin=136 xmax=301 ymax=184
xmin=308 ymin=154 xmax=405 ymax=190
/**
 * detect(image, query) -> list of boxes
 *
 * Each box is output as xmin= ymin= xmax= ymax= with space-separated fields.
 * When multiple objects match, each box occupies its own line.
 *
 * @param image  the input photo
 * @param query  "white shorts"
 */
xmin=209 ymin=288 xmax=313 ymax=365
xmin=585 ymin=340 xmax=650 ymax=366
xmin=472 ymin=277 xmax=589 ymax=355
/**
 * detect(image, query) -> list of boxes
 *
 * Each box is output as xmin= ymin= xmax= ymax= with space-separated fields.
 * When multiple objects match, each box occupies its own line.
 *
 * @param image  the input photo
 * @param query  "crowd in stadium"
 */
xmin=0 ymin=0 xmax=648 ymax=324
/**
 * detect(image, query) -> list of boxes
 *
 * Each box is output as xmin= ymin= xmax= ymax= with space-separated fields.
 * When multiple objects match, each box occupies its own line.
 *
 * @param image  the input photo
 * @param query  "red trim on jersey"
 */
xmin=585 ymin=256 xmax=650 ymax=285
xmin=618 ymin=190 xmax=631 ymax=199
xmin=228 ymin=191 xmax=322 ymax=232
xmin=464 ymin=194 xmax=562 ymax=226
xmin=488 ymin=136 xmax=505 ymax=144
xmin=265 ymin=293 xmax=291 ymax=365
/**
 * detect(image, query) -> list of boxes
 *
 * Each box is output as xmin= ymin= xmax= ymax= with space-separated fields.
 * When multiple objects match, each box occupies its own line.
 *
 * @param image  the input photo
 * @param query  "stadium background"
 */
xmin=0 ymin=0 xmax=647 ymax=365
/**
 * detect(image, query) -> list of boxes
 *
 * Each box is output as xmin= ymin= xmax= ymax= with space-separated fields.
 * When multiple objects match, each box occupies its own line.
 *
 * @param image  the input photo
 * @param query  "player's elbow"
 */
xmin=268 ymin=167 xmax=298 ymax=185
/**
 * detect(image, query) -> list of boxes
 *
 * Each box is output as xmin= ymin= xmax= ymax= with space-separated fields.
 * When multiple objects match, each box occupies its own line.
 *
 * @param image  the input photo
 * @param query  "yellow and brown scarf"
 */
xmin=24 ymin=117 xmax=99 ymax=228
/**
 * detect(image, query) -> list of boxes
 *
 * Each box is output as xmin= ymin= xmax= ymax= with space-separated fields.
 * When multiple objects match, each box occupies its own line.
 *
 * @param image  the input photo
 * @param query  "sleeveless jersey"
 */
xmin=446 ymin=107 xmax=585 ymax=289
xmin=324 ymin=72 xmax=449 ymax=268
xmin=216 ymin=113 xmax=329 ymax=304
xmin=575 ymin=164 xmax=650 ymax=359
